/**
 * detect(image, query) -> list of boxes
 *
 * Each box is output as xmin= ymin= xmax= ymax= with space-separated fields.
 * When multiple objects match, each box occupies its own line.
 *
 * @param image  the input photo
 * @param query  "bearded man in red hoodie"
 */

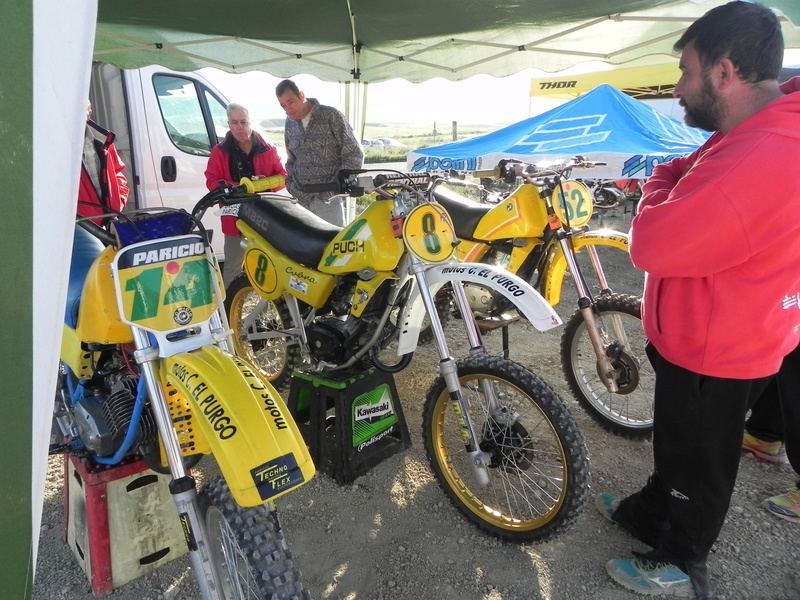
xmin=595 ymin=2 xmax=800 ymax=598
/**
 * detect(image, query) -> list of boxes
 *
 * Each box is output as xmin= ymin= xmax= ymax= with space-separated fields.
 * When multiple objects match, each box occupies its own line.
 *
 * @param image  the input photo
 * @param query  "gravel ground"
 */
xmin=34 ymin=209 xmax=800 ymax=600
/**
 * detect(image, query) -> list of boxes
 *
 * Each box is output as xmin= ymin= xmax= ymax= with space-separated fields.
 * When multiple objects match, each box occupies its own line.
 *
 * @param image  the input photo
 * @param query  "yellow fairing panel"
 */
xmin=238 ymin=222 xmax=336 ymax=308
xmin=61 ymin=324 xmax=96 ymax=380
xmin=160 ymin=346 xmax=315 ymax=506
xmin=544 ymin=229 xmax=630 ymax=306
xmin=472 ymin=185 xmax=549 ymax=240
xmin=76 ymin=246 xmax=133 ymax=344
xmin=351 ymin=272 xmax=397 ymax=317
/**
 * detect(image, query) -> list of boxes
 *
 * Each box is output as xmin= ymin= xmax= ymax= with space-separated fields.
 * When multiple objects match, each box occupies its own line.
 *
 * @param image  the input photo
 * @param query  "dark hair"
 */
xmin=675 ymin=0 xmax=783 ymax=83
xmin=276 ymin=79 xmax=301 ymax=97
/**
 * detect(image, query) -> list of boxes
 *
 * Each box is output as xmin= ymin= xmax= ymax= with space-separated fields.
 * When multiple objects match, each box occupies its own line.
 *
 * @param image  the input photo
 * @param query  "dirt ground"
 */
xmin=34 ymin=206 xmax=800 ymax=600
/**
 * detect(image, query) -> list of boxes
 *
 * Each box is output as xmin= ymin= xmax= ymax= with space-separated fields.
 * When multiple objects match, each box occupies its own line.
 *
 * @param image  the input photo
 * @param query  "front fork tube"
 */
xmin=131 ymin=328 xmax=223 ymax=600
xmin=410 ymin=261 xmax=491 ymax=486
xmin=585 ymin=245 xmax=612 ymax=294
xmin=557 ymin=236 xmax=619 ymax=393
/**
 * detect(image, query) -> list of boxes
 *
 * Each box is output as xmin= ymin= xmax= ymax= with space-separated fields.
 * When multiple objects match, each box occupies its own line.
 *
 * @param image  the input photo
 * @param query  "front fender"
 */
xmin=160 ymin=345 xmax=314 ymax=507
xmin=396 ymin=263 xmax=562 ymax=356
xmin=545 ymin=229 xmax=630 ymax=306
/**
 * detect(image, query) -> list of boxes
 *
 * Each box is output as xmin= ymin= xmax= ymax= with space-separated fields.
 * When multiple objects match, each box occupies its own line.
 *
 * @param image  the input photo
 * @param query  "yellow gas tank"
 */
xmin=318 ymin=200 xmax=404 ymax=275
xmin=472 ymin=184 xmax=549 ymax=240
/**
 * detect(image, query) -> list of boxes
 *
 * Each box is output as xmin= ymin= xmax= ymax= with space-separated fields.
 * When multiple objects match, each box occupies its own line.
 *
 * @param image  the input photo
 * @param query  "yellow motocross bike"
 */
xmin=52 ymin=181 xmax=315 ymax=600
xmin=225 ymin=169 xmax=590 ymax=542
xmin=432 ymin=157 xmax=654 ymax=438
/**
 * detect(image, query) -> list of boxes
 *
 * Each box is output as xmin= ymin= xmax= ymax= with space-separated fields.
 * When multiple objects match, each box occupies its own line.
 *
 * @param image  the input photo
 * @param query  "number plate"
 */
xmin=113 ymin=234 xmax=218 ymax=332
xmin=553 ymin=180 xmax=593 ymax=227
xmin=402 ymin=202 xmax=458 ymax=263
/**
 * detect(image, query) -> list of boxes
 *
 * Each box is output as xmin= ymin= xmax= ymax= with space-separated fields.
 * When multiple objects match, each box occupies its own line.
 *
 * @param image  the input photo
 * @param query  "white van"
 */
xmin=89 ymin=62 xmax=233 ymax=260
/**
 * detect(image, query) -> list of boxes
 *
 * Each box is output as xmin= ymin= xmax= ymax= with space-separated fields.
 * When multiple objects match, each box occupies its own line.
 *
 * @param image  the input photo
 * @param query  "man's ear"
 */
xmin=716 ymin=58 xmax=739 ymax=91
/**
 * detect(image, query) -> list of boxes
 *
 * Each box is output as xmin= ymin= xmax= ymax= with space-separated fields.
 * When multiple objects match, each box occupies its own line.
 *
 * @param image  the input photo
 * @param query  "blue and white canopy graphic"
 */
xmin=407 ymin=84 xmax=710 ymax=179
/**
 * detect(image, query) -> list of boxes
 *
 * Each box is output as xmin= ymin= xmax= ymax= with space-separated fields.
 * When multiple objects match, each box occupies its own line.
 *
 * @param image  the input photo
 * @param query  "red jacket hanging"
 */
xmin=78 ymin=119 xmax=129 ymax=222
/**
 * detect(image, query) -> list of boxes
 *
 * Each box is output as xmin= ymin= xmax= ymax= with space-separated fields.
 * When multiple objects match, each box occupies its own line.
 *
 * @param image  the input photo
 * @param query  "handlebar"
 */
xmin=475 ymin=156 xmax=606 ymax=184
xmin=77 ymin=175 xmax=284 ymax=249
xmin=298 ymin=169 xmax=435 ymax=198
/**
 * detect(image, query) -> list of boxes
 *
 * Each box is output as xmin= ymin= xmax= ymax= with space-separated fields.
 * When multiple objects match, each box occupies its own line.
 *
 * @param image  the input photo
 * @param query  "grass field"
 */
xmin=262 ymin=121 xmax=509 ymax=163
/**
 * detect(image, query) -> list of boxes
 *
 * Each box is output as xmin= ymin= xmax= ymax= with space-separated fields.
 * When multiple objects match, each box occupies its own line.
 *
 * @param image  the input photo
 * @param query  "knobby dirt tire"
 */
xmin=224 ymin=273 xmax=300 ymax=390
xmin=199 ymin=475 xmax=311 ymax=600
xmin=560 ymin=293 xmax=654 ymax=438
xmin=422 ymin=355 xmax=590 ymax=543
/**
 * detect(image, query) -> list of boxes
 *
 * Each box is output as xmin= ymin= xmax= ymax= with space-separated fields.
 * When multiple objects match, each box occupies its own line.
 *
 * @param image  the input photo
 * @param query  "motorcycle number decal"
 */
xmin=553 ymin=180 xmax=593 ymax=228
xmin=114 ymin=235 xmax=217 ymax=331
xmin=243 ymin=248 xmax=278 ymax=295
xmin=402 ymin=202 xmax=457 ymax=263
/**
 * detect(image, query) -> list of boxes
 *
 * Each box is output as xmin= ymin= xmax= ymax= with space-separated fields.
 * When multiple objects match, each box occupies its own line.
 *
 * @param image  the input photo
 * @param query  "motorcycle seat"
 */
xmin=238 ymin=197 xmax=342 ymax=267
xmin=66 ymin=225 xmax=105 ymax=328
xmin=431 ymin=186 xmax=492 ymax=240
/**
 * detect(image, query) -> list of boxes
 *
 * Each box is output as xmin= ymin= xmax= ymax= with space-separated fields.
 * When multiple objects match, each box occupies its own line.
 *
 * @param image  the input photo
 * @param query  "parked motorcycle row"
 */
xmin=52 ymin=158 xmax=647 ymax=599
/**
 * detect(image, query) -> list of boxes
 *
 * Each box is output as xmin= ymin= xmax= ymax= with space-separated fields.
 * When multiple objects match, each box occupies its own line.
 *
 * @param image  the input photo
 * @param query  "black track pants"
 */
xmin=613 ymin=343 xmax=771 ymax=563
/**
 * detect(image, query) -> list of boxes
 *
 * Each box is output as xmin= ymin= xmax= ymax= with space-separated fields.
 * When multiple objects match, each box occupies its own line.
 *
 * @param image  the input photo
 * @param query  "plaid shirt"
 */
xmin=284 ymin=99 xmax=364 ymax=207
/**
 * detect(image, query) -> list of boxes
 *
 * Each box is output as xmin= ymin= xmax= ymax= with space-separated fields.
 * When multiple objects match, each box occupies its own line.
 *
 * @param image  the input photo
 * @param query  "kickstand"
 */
xmin=501 ymin=325 xmax=510 ymax=359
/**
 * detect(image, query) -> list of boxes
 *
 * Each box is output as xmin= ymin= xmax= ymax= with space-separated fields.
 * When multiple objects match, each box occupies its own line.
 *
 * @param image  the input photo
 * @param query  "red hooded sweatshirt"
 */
xmin=631 ymin=77 xmax=800 ymax=379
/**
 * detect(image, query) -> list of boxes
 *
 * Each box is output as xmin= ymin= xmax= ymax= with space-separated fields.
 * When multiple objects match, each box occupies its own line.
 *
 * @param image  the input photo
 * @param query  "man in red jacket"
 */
xmin=595 ymin=2 xmax=800 ymax=598
xmin=205 ymin=103 xmax=287 ymax=287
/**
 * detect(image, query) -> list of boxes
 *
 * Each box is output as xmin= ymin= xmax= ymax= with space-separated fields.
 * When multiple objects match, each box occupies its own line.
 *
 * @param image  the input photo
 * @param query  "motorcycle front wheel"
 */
xmin=225 ymin=274 xmax=300 ymax=390
xmin=199 ymin=476 xmax=310 ymax=600
xmin=560 ymin=293 xmax=654 ymax=438
xmin=422 ymin=355 xmax=589 ymax=543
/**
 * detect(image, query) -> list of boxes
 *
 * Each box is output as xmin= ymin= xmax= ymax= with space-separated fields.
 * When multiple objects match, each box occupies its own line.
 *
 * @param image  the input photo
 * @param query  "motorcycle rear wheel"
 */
xmin=199 ymin=475 xmax=310 ymax=600
xmin=422 ymin=355 xmax=589 ymax=543
xmin=225 ymin=274 xmax=300 ymax=390
xmin=560 ymin=293 xmax=654 ymax=438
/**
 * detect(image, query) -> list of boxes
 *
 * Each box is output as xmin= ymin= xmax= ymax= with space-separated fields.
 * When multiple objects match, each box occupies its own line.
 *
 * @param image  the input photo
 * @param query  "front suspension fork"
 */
xmin=557 ymin=236 xmax=620 ymax=393
xmin=131 ymin=328 xmax=223 ymax=600
xmin=410 ymin=260 xmax=495 ymax=486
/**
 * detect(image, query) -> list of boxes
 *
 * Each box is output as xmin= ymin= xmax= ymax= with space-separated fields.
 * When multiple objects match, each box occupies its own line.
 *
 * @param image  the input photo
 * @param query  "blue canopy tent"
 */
xmin=407 ymin=84 xmax=710 ymax=179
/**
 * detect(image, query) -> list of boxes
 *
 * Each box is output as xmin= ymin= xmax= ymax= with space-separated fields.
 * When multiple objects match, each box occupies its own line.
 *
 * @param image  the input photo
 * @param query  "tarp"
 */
xmin=407 ymin=84 xmax=710 ymax=179
xmin=6 ymin=2 xmax=800 ymax=598
xmin=94 ymin=0 xmax=800 ymax=84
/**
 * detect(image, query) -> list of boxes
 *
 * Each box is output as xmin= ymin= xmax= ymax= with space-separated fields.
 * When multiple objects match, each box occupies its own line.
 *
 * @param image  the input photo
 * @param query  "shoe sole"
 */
xmin=763 ymin=501 xmax=800 ymax=524
xmin=595 ymin=493 xmax=621 ymax=522
xmin=606 ymin=560 xmax=695 ymax=597
xmin=742 ymin=446 xmax=789 ymax=464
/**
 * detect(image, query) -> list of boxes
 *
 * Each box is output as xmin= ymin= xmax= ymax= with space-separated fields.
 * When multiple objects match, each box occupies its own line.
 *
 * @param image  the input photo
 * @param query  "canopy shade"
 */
xmin=407 ymin=84 xmax=711 ymax=179
xmin=95 ymin=0 xmax=800 ymax=83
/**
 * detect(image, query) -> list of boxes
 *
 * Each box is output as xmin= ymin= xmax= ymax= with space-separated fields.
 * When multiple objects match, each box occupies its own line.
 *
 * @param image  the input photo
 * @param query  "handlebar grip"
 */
xmin=472 ymin=168 xmax=501 ymax=179
xmin=299 ymin=181 xmax=341 ymax=194
xmin=239 ymin=175 xmax=285 ymax=194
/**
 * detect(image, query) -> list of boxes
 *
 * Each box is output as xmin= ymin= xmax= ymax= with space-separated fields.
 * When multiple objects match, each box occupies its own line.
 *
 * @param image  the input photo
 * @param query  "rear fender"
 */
xmin=159 ymin=345 xmax=314 ymax=506
xmin=545 ymin=230 xmax=630 ymax=305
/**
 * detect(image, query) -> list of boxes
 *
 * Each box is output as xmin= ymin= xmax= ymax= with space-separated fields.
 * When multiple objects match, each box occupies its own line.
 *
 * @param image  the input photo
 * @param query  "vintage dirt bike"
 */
xmin=52 ymin=180 xmax=315 ymax=600
xmin=225 ymin=169 xmax=590 ymax=542
xmin=431 ymin=157 xmax=654 ymax=438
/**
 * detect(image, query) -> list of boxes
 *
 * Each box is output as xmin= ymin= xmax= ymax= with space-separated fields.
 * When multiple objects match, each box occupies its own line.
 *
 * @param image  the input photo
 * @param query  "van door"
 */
xmin=138 ymin=68 xmax=230 ymax=259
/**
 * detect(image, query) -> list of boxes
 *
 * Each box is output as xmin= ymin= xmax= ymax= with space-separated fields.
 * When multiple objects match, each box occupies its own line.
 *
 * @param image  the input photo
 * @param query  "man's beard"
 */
xmin=681 ymin=76 xmax=723 ymax=132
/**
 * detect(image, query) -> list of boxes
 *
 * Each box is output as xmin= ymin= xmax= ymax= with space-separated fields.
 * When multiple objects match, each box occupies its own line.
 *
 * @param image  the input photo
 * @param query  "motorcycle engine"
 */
xmin=73 ymin=375 xmax=157 ymax=457
xmin=463 ymin=282 xmax=502 ymax=316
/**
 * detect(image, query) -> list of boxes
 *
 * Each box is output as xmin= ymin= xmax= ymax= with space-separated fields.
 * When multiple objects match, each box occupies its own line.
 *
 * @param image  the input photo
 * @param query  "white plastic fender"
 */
xmin=395 ymin=262 xmax=562 ymax=357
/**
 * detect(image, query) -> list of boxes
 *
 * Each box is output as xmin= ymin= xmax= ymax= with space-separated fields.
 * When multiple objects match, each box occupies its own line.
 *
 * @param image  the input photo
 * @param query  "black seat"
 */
xmin=238 ymin=197 xmax=342 ymax=267
xmin=431 ymin=186 xmax=492 ymax=240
